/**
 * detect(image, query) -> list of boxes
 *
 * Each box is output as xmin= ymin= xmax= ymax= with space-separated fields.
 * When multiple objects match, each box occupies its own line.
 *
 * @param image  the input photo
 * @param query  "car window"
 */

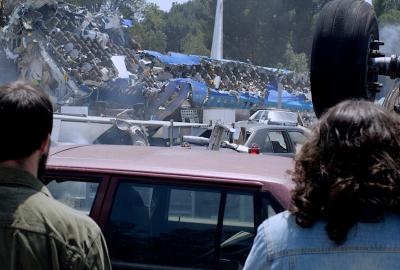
xmin=223 ymin=193 xmax=254 ymax=228
xmin=249 ymin=111 xmax=263 ymax=121
xmin=106 ymin=182 xmax=219 ymax=269
xmin=268 ymin=131 xmax=289 ymax=153
xmin=104 ymin=181 xmax=268 ymax=270
xmin=260 ymin=134 xmax=273 ymax=153
xmin=259 ymin=111 xmax=268 ymax=121
xmin=220 ymin=193 xmax=255 ymax=268
xmin=267 ymin=110 xmax=298 ymax=124
xmin=289 ymin=131 xmax=308 ymax=145
xmin=245 ymin=131 xmax=253 ymax=142
xmin=168 ymin=189 xmax=220 ymax=225
xmin=262 ymin=195 xmax=278 ymax=221
xmin=46 ymin=179 xmax=100 ymax=215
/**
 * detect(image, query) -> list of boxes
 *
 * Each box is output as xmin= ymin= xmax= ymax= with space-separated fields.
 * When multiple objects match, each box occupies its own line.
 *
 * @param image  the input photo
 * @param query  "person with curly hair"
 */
xmin=244 ymin=100 xmax=400 ymax=269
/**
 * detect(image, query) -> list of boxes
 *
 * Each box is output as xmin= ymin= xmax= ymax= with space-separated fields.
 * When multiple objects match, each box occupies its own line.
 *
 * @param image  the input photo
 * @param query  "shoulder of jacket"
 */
xmin=261 ymin=211 xmax=296 ymax=253
xmin=22 ymin=192 xmax=102 ymax=239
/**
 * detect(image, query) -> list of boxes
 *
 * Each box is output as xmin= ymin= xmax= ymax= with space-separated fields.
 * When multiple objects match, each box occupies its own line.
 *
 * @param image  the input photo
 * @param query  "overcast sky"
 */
xmin=146 ymin=0 xmax=190 ymax=11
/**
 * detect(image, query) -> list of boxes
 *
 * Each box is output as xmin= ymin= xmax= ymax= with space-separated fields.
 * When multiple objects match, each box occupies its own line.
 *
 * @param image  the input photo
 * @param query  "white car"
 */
xmin=247 ymin=109 xmax=300 ymax=126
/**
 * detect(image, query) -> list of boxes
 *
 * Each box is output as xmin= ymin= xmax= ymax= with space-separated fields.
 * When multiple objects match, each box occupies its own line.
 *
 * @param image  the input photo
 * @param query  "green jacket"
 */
xmin=0 ymin=166 xmax=112 ymax=270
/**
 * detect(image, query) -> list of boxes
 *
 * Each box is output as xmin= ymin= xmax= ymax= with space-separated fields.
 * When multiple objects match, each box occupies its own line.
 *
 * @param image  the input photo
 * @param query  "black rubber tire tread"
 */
xmin=310 ymin=0 xmax=379 ymax=117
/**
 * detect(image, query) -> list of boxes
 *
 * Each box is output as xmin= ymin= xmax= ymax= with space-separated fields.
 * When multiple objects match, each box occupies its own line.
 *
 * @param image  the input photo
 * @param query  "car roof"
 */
xmin=247 ymin=125 xmax=304 ymax=132
xmin=48 ymin=145 xmax=294 ymax=207
xmin=256 ymin=108 xmax=297 ymax=113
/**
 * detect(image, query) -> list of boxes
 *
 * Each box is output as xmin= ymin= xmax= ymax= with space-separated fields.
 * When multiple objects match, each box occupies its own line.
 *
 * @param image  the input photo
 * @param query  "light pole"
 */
xmin=211 ymin=0 xmax=223 ymax=60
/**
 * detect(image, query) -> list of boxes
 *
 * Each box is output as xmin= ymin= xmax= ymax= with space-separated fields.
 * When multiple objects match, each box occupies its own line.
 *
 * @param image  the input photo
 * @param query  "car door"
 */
xmin=98 ymin=177 xmax=283 ymax=270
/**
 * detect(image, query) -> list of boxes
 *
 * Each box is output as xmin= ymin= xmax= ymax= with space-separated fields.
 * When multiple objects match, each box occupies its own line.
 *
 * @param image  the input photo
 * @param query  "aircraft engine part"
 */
xmin=383 ymin=82 xmax=400 ymax=113
xmin=183 ymin=136 xmax=209 ymax=146
xmin=115 ymin=118 xmax=150 ymax=146
xmin=311 ymin=0 xmax=380 ymax=117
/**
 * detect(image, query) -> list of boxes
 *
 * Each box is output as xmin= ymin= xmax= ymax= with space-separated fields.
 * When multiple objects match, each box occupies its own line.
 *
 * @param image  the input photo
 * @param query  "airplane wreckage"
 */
xmin=0 ymin=0 xmax=313 ymax=146
xmin=3 ymin=0 xmax=400 ymax=148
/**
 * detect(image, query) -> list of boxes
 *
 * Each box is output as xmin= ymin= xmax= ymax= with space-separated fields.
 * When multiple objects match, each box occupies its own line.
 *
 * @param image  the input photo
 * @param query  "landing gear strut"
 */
xmin=311 ymin=0 xmax=400 ymax=117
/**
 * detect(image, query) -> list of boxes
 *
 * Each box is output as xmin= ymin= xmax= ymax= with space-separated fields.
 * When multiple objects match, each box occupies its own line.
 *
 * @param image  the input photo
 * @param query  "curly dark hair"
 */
xmin=290 ymin=100 xmax=400 ymax=244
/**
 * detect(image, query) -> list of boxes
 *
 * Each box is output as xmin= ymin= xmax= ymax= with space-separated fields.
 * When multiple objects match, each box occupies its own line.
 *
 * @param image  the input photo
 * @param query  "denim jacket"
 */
xmin=244 ymin=211 xmax=400 ymax=270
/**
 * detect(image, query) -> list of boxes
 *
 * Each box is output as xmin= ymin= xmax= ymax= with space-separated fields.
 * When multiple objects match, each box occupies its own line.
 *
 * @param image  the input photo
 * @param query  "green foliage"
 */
xmin=222 ymin=0 xmax=309 ymax=68
xmin=164 ymin=0 xmax=213 ymax=53
xmin=379 ymin=8 xmax=400 ymax=25
xmin=373 ymin=0 xmax=400 ymax=25
xmin=181 ymin=32 xmax=210 ymax=56
xmin=61 ymin=0 xmax=400 ymax=70
xmin=373 ymin=0 xmax=400 ymax=17
xmin=283 ymin=43 xmax=309 ymax=73
xmin=131 ymin=4 xmax=167 ymax=52
xmin=157 ymin=0 xmax=315 ymax=70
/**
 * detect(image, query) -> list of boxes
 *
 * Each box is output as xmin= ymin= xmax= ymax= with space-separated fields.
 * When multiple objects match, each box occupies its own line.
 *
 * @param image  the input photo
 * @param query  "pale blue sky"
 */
xmin=146 ymin=0 xmax=189 ymax=11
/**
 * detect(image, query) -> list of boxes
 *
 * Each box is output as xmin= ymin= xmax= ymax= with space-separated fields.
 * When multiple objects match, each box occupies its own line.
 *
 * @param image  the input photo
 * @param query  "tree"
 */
xmin=127 ymin=0 xmax=329 ymax=69
xmin=373 ymin=0 xmax=400 ymax=25
xmin=131 ymin=4 xmax=167 ymax=52
xmin=292 ymin=0 xmax=313 ymax=55
xmin=373 ymin=0 xmax=400 ymax=17
xmin=0 ymin=0 xmax=4 ymax=26
xmin=181 ymin=32 xmax=210 ymax=56
xmin=283 ymin=42 xmax=309 ymax=73
xmin=379 ymin=8 xmax=400 ymax=25
xmin=164 ymin=0 xmax=213 ymax=53
xmin=111 ymin=0 xmax=147 ymax=21
xmin=223 ymin=0 xmax=298 ymax=67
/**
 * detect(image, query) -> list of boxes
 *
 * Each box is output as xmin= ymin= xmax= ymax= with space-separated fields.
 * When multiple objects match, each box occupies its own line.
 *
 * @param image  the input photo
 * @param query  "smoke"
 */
xmin=0 ymin=50 xmax=18 ymax=85
xmin=377 ymin=25 xmax=400 ymax=98
xmin=380 ymin=25 xmax=400 ymax=56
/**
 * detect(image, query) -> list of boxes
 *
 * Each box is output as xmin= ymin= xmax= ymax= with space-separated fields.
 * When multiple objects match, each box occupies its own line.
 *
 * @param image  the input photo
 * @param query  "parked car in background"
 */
xmin=184 ymin=124 xmax=310 ymax=157
xmin=225 ymin=125 xmax=310 ymax=157
xmin=45 ymin=145 xmax=293 ymax=270
xmin=245 ymin=109 xmax=301 ymax=126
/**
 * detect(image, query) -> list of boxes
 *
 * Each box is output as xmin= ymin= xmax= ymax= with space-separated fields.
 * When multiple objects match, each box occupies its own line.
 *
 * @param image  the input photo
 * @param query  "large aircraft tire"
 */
xmin=310 ymin=0 xmax=379 ymax=117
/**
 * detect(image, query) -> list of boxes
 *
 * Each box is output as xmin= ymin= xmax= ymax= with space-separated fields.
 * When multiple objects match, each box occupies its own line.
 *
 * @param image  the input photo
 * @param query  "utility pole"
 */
xmin=211 ymin=0 xmax=223 ymax=60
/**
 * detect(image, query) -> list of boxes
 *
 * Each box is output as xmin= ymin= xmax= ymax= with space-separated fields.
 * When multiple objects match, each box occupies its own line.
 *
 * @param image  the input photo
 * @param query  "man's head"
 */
xmin=291 ymin=100 xmax=400 ymax=243
xmin=0 ymin=81 xmax=53 ymax=177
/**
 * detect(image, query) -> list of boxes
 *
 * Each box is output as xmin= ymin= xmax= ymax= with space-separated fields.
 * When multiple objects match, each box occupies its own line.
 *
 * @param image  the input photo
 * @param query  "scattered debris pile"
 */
xmin=0 ymin=0 xmax=313 ymax=122
xmin=141 ymin=51 xmax=311 ymax=101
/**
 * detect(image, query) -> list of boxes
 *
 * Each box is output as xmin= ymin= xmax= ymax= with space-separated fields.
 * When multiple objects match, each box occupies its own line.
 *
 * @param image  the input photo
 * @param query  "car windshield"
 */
xmin=249 ymin=111 xmax=264 ymax=121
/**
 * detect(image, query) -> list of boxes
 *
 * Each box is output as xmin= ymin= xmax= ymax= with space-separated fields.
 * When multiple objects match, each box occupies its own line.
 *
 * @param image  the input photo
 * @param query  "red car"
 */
xmin=45 ymin=145 xmax=293 ymax=270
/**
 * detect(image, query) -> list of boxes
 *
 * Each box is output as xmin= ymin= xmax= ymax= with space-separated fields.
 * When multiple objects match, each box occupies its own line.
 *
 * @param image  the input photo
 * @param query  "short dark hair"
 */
xmin=0 ymin=81 xmax=53 ymax=161
xmin=290 ymin=100 xmax=400 ymax=244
